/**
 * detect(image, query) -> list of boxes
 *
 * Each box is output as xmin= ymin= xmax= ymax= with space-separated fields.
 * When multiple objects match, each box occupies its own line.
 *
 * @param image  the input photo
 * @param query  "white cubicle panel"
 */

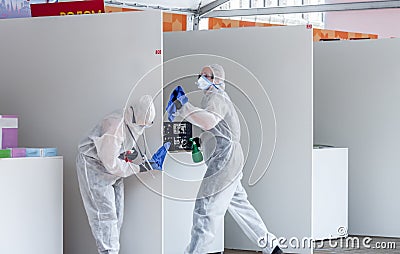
xmin=314 ymin=39 xmax=400 ymax=237
xmin=0 ymin=157 xmax=63 ymax=254
xmin=312 ymin=148 xmax=348 ymax=240
xmin=0 ymin=12 xmax=163 ymax=253
xmin=163 ymin=153 xmax=224 ymax=253
xmin=164 ymin=26 xmax=313 ymax=254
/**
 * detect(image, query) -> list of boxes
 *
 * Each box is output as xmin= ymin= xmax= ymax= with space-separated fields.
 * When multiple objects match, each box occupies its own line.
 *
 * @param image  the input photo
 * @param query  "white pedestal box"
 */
xmin=0 ymin=157 xmax=63 ymax=254
xmin=312 ymin=148 xmax=348 ymax=240
xmin=163 ymin=152 xmax=224 ymax=254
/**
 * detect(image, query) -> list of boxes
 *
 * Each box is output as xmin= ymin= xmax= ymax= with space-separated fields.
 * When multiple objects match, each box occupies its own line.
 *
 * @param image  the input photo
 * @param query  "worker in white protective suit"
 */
xmin=76 ymin=95 xmax=170 ymax=254
xmin=167 ymin=65 xmax=284 ymax=254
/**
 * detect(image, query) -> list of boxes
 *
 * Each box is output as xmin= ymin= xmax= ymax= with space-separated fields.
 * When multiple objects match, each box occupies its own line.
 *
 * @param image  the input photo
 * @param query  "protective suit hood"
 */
xmin=125 ymin=95 xmax=155 ymax=129
xmin=208 ymin=64 xmax=226 ymax=90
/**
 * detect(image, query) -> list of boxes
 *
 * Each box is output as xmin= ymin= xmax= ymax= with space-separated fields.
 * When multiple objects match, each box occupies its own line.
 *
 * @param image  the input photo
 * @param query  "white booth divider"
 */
xmin=314 ymin=38 xmax=400 ymax=237
xmin=164 ymin=26 xmax=314 ymax=254
xmin=0 ymin=12 xmax=163 ymax=254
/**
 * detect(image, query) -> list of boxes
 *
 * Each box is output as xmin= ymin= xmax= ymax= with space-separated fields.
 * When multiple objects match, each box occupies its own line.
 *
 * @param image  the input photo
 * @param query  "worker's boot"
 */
xmin=271 ymin=246 xmax=284 ymax=254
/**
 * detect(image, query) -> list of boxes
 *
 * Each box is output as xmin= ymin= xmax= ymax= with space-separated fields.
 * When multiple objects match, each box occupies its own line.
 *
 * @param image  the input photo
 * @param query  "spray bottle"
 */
xmin=189 ymin=137 xmax=203 ymax=163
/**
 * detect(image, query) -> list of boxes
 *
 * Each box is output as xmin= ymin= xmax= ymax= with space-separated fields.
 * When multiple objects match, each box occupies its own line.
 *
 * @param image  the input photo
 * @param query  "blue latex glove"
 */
xmin=148 ymin=142 xmax=171 ymax=170
xmin=165 ymin=86 xmax=188 ymax=122
xmin=166 ymin=103 xmax=176 ymax=123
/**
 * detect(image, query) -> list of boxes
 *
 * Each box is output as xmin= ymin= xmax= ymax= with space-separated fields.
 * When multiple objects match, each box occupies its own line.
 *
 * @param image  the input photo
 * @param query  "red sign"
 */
xmin=30 ymin=0 xmax=105 ymax=17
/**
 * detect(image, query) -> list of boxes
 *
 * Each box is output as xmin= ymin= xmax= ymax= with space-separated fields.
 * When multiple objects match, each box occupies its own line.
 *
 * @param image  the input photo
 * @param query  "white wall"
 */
xmin=325 ymin=0 xmax=400 ymax=38
xmin=164 ymin=25 xmax=313 ymax=253
xmin=162 ymin=153 xmax=224 ymax=253
xmin=314 ymin=38 xmax=400 ymax=237
xmin=0 ymin=11 xmax=163 ymax=254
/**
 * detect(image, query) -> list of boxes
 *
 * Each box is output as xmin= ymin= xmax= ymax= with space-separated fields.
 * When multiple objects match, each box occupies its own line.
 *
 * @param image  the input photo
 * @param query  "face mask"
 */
xmin=136 ymin=121 xmax=153 ymax=130
xmin=130 ymin=124 xmax=145 ymax=135
xmin=196 ymin=76 xmax=214 ymax=90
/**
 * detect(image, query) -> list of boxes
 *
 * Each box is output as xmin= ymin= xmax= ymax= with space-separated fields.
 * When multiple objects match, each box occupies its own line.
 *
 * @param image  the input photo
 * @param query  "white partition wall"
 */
xmin=314 ymin=39 xmax=400 ymax=237
xmin=164 ymin=26 xmax=313 ymax=254
xmin=0 ymin=12 xmax=163 ymax=253
xmin=162 ymin=153 xmax=225 ymax=253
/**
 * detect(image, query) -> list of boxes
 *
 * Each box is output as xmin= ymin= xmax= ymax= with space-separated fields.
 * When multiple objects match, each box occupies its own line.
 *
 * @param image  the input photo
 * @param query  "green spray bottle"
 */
xmin=189 ymin=137 xmax=203 ymax=163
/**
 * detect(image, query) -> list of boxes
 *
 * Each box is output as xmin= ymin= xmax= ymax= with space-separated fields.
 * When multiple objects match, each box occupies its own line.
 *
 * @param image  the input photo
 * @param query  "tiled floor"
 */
xmin=225 ymin=236 xmax=400 ymax=254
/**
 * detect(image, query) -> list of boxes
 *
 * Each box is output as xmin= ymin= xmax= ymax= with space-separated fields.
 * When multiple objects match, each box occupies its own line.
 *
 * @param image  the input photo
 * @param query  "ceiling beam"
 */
xmin=104 ymin=0 xmax=195 ymax=13
xmin=192 ymin=0 xmax=231 ymax=30
xmin=202 ymin=0 xmax=400 ymax=18
xmin=198 ymin=0 xmax=231 ymax=16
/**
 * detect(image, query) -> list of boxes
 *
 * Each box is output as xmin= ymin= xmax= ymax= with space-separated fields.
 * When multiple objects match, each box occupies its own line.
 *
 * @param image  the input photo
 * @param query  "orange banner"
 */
xmin=104 ymin=6 xmax=187 ymax=32
xmin=208 ymin=17 xmax=378 ymax=41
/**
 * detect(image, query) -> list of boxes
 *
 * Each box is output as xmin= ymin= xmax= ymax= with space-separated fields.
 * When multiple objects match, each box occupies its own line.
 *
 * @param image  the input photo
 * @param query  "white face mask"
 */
xmin=135 ymin=125 xmax=146 ymax=135
xmin=196 ymin=76 xmax=214 ymax=90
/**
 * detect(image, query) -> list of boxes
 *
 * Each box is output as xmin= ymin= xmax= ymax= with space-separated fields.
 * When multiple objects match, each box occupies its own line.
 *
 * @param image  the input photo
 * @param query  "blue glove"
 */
xmin=165 ymin=86 xmax=188 ymax=122
xmin=148 ymin=142 xmax=171 ymax=170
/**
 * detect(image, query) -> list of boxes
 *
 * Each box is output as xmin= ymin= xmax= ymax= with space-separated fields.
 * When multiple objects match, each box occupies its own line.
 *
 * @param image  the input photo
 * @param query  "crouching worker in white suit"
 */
xmin=76 ymin=95 xmax=170 ymax=254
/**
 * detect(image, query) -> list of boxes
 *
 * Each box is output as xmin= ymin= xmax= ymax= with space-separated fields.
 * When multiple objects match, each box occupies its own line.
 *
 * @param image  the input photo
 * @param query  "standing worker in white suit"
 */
xmin=166 ymin=64 xmax=284 ymax=254
xmin=77 ymin=95 xmax=170 ymax=254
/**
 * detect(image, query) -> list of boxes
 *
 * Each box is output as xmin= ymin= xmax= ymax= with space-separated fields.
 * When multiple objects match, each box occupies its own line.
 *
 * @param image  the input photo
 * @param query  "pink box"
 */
xmin=0 ymin=115 xmax=18 ymax=149
xmin=10 ymin=148 xmax=26 ymax=158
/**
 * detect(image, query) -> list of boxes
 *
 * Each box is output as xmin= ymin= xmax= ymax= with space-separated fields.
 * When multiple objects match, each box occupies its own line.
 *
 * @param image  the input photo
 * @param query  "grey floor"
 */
xmin=225 ymin=236 xmax=400 ymax=254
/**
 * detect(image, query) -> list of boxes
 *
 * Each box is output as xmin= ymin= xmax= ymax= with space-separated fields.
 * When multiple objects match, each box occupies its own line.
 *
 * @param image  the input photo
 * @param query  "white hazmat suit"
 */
xmin=76 ymin=95 xmax=155 ymax=254
xmin=178 ymin=64 xmax=281 ymax=254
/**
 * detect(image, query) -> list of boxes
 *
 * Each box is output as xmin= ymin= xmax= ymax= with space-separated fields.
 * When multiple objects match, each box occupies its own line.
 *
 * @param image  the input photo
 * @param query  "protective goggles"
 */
xmin=197 ymin=74 xmax=214 ymax=80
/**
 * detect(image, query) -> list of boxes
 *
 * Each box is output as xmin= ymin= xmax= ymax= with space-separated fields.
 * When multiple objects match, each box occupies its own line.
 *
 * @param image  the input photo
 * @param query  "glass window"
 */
xmin=251 ymin=0 xmax=264 ymax=8
xmin=266 ymin=0 xmax=279 ymax=7
xmin=215 ymin=0 xmax=325 ymax=28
